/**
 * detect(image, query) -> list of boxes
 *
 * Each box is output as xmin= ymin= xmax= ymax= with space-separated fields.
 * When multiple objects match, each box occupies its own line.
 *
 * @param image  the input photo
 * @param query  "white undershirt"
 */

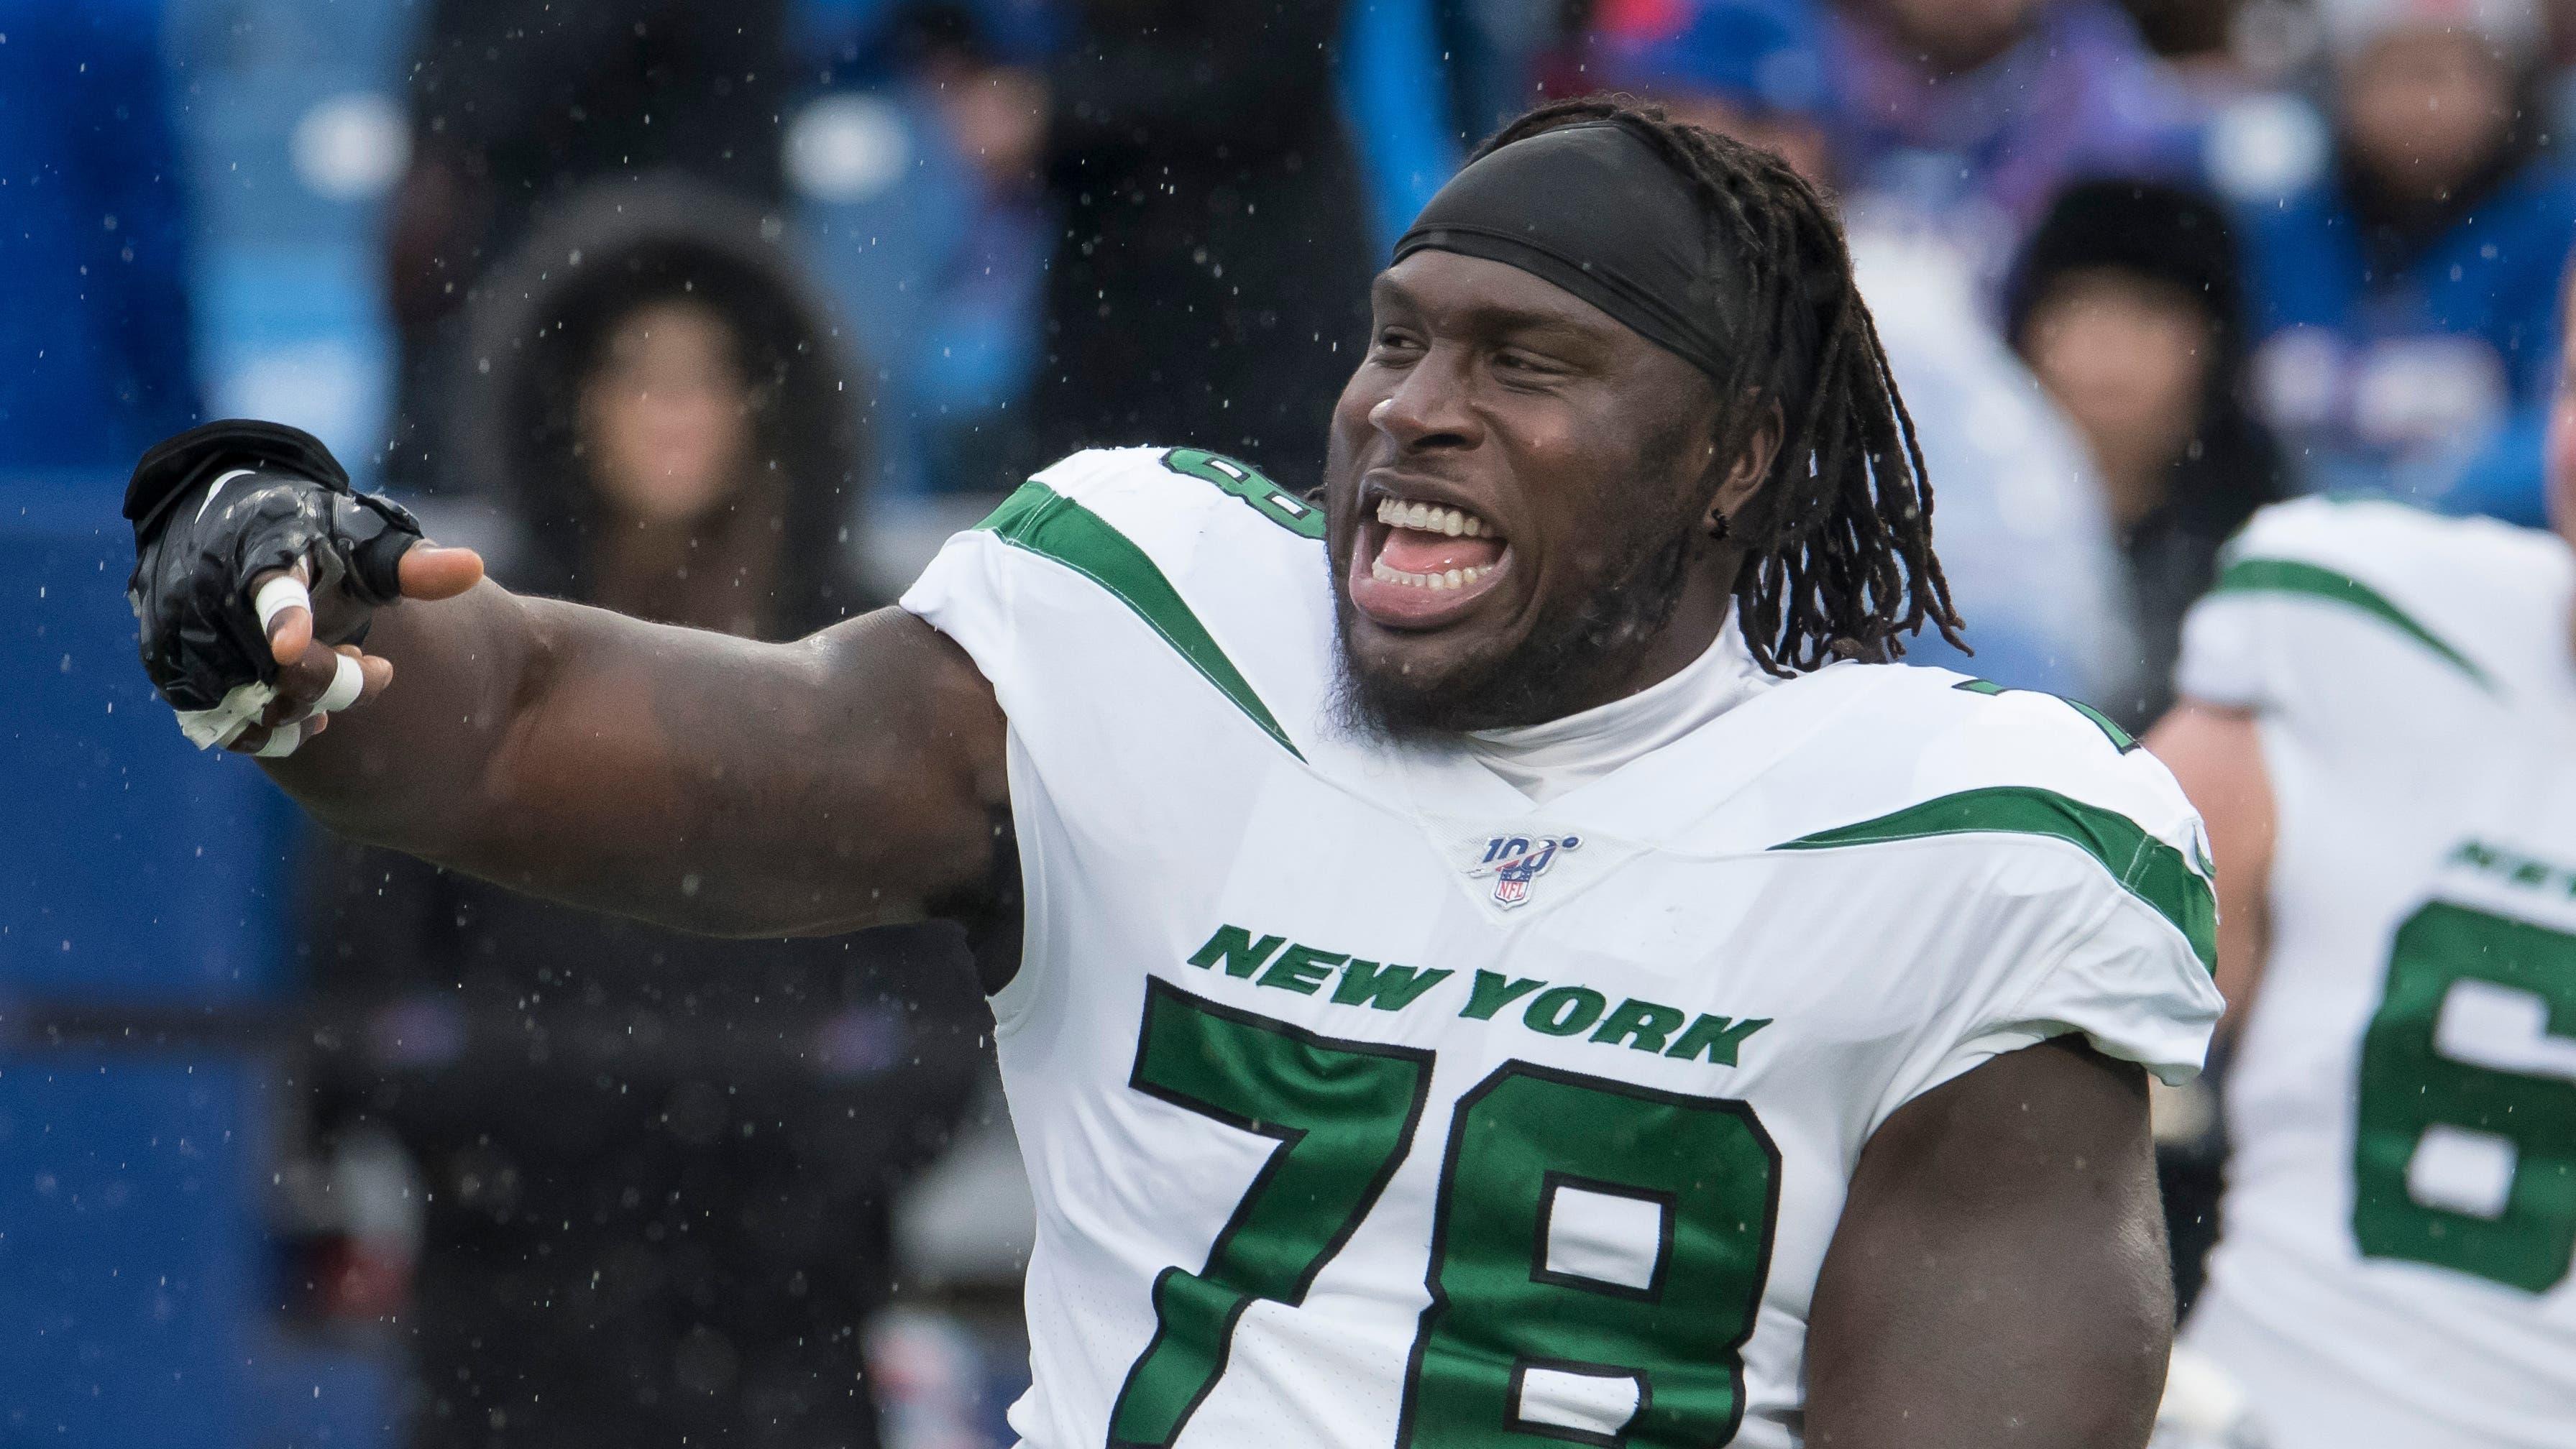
xmin=1464 ymin=617 xmax=1771 ymax=804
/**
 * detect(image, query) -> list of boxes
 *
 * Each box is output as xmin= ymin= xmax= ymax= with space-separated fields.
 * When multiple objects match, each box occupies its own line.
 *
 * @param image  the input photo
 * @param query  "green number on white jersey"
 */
xmin=2354 ymin=901 xmax=2576 ymax=1293
xmin=1162 ymin=448 xmax=1326 ymax=540
xmin=1402 ymin=1064 xmax=1778 ymax=1446
xmin=1111 ymin=982 xmax=1434 ymax=1448
xmin=1109 ymin=985 xmax=1779 ymax=1448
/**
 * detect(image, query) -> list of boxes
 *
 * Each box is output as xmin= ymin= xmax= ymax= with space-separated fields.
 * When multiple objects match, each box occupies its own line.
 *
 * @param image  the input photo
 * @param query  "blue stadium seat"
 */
xmin=0 ymin=1052 xmax=262 ymax=1448
xmin=242 ymin=1336 xmax=400 ymax=1449
xmin=0 ymin=479 xmax=396 ymax=1446
xmin=0 ymin=479 xmax=292 ymax=1005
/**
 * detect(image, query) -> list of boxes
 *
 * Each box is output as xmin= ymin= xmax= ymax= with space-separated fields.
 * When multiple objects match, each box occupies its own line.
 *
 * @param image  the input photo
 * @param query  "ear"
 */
xmin=1705 ymin=401 xmax=1784 ymax=535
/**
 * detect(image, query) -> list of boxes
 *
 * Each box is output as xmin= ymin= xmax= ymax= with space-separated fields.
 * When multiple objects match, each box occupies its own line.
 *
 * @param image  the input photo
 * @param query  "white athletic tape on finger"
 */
xmin=311 ymin=652 xmax=364 ymax=715
xmin=254 ymin=573 xmax=313 ymax=635
xmin=172 ymin=679 xmax=278 ymax=750
xmin=254 ymin=720 xmax=303 ymax=758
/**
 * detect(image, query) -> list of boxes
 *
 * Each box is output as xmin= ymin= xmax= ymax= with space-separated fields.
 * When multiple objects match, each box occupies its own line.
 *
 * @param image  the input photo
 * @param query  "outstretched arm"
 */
xmin=1805 ymin=1036 xmax=2173 ymax=1448
xmin=255 ymin=574 xmax=1010 ymax=939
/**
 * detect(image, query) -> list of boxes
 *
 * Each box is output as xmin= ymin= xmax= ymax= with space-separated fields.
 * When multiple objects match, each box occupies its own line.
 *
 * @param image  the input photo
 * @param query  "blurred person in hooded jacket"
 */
xmin=2012 ymin=178 xmax=2289 ymax=729
xmin=2234 ymin=0 xmax=2576 ymax=523
xmin=1584 ymin=0 xmax=2145 ymax=710
xmin=304 ymin=185 xmax=984 ymax=1449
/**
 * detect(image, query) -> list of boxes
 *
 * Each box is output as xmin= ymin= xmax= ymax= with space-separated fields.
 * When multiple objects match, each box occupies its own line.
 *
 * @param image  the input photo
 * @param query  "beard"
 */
xmin=1331 ymin=505 xmax=1702 ymax=742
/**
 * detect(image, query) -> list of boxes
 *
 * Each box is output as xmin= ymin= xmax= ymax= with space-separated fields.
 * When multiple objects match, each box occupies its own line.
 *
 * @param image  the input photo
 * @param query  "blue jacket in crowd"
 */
xmin=0 ymin=0 xmax=201 ymax=473
xmin=2237 ymin=151 xmax=2576 ymax=526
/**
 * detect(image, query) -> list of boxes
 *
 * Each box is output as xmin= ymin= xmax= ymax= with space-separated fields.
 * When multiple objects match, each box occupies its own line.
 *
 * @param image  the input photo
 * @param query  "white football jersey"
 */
xmin=902 ymin=446 xmax=2223 ymax=1449
xmin=2176 ymin=498 xmax=2576 ymax=1448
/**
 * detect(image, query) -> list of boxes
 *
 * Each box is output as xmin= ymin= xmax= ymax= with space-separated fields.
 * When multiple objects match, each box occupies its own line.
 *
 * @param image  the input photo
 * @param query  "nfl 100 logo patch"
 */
xmin=1467 ymin=833 xmax=1581 ymax=908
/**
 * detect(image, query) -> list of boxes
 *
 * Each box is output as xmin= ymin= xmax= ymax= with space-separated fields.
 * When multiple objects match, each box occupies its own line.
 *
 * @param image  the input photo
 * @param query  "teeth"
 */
xmin=1373 ymin=497 xmax=1491 ymax=538
xmin=1370 ymin=558 xmax=1495 ymax=591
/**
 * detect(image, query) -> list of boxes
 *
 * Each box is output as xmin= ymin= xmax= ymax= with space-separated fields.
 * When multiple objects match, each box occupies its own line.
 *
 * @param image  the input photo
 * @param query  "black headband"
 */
xmin=1394 ymin=121 xmax=1738 ymax=381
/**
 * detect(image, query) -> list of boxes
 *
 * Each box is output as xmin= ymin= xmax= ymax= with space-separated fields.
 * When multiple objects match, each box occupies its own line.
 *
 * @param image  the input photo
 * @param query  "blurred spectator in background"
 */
xmin=1583 ymin=0 xmax=1835 ymax=179
xmin=1022 ymin=0 xmax=1376 ymax=483
xmin=307 ymin=185 xmax=981 ymax=1448
xmin=0 ymin=0 xmax=203 ymax=469
xmin=381 ymin=0 xmax=794 ymax=490
xmin=772 ymin=1 xmax=1063 ymax=507
xmin=1855 ymin=233 xmax=2146 ymax=708
xmin=1443 ymin=0 xmax=1585 ymax=138
xmin=1823 ymin=0 xmax=2207 ymax=285
xmin=2012 ymin=179 xmax=2286 ymax=726
xmin=2236 ymin=0 xmax=2575 ymax=523
xmin=2125 ymin=0 xmax=2260 ymax=75
xmin=889 ymin=4 xmax=1060 ymax=495
xmin=1587 ymin=0 xmax=2142 ymax=707
xmin=446 ymin=186 xmax=874 ymax=620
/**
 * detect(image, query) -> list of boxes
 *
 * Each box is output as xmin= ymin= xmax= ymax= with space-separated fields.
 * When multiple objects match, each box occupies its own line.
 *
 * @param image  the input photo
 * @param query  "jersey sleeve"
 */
xmin=2174 ymin=497 xmax=2537 ymax=716
xmin=896 ymin=487 xmax=1040 ymax=723
xmin=1814 ymin=682 xmax=2229 ymax=1132
xmin=1887 ymin=862 xmax=2224 ymax=1114
xmin=899 ymin=448 xmax=1144 ymax=719
xmin=898 ymin=445 xmax=1334 ymax=740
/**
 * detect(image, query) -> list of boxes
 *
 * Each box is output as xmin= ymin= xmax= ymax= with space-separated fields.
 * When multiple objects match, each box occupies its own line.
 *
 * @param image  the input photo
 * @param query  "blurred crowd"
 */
xmin=9 ymin=0 xmax=2576 ymax=1443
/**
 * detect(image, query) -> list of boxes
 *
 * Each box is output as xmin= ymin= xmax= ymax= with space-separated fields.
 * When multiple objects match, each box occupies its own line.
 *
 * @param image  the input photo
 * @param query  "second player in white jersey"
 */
xmin=2165 ymin=497 xmax=2576 ymax=1448
xmin=907 ymin=446 xmax=2224 ymax=1449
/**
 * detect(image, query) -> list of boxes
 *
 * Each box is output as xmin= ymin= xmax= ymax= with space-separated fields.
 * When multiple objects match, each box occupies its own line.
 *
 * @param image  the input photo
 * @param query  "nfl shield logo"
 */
xmin=1467 ymin=833 xmax=1582 ymax=908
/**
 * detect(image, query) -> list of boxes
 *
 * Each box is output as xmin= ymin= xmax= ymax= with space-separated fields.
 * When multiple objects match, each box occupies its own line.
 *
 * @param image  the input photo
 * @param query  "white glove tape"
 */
xmin=173 ymin=679 xmax=277 ymax=750
xmin=168 ymin=573 xmax=331 ymax=752
xmin=312 ymin=651 xmax=364 ymax=716
xmin=254 ymin=572 xmax=312 ymax=635
xmin=254 ymin=721 xmax=304 ymax=758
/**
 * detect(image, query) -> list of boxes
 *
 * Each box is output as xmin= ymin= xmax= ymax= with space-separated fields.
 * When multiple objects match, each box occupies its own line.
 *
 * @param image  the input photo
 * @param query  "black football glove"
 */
xmin=126 ymin=420 xmax=423 ymax=745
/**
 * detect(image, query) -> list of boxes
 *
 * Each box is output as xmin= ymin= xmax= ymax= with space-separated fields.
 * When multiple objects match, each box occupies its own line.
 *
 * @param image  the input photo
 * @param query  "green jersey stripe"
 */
xmin=1770 ymin=785 xmax=2217 ymax=973
xmin=2213 ymin=556 xmax=2490 ymax=688
xmin=978 ymin=481 xmax=1306 ymax=759
xmin=1951 ymin=678 xmax=2140 ymax=753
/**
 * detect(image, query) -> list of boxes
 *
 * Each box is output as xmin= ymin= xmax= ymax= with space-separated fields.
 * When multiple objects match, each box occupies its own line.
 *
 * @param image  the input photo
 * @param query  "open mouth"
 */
xmin=1347 ymin=492 xmax=1512 ymax=627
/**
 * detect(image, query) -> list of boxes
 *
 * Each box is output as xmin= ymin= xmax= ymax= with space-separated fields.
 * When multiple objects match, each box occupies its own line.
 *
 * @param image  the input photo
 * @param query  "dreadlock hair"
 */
xmin=1474 ymin=97 xmax=1964 ymax=675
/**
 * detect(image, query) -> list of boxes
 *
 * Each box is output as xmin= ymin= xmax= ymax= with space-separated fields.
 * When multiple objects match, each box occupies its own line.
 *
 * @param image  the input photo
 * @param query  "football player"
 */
xmin=126 ymin=101 xmax=2221 ymax=1448
xmin=2149 ymin=284 xmax=2576 ymax=1446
